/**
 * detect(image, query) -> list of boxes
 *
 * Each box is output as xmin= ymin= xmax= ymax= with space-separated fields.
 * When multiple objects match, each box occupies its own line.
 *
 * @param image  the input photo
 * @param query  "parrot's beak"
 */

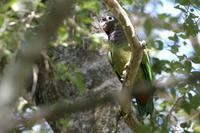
xmin=99 ymin=20 xmax=107 ymax=32
xmin=103 ymin=20 xmax=116 ymax=35
xmin=102 ymin=23 xmax=109 ymax=33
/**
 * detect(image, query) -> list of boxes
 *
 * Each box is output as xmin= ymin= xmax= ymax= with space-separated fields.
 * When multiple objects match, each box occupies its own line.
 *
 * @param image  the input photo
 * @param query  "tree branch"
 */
xmin=102 ymin=0 xmax=145 ymax=132
xmin=6 ymin=91 xmax=117 ymax=132
xmin=1 ymin=72 xmax=200 ymax=132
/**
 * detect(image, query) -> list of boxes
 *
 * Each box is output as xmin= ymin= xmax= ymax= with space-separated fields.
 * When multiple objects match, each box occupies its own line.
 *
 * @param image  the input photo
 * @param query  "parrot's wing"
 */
xmin=136 ymin=50 xmax=154 ymax=116
xmin=141 ymin=50 xmax=153 ymax=82
xmin=108 ymin=51 xmax=122 ymax=82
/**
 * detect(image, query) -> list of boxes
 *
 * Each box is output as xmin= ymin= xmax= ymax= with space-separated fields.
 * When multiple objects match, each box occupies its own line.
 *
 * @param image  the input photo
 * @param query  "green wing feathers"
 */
xmin=136 ymin=50 xmax=154 ymax=116
xmin=108 ymin=49 xmax=154 ymax=116
xmin=141 ymin=50 xmax=153 ymax=81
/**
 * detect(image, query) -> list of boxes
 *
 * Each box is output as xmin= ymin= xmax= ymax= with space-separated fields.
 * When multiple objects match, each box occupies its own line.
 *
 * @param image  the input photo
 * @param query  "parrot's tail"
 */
xmin=136 ymin=95 xmax=154 ymax=116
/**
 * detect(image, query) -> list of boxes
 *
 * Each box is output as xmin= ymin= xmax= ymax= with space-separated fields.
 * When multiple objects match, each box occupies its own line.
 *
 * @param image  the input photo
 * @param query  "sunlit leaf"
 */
xmin=193 ymin=125 xmax=200 ymax=132
xmin=122 ymin=0 xmax=132 ymax=4
xmin=0 ymin=0 xmax=16 ymax=12
xmin=144 ymin=20 xmax=152 ymax=36
xmin=184 ymin=60 xmax=192 ymax=72
xmin=59 ymin=118 xmax=69 ymax=128
xmin=176 ymin=0 xmax=190 ymax=5
xmin=0 ymin=16 xmax=4 ymax=28
xmin=168 ymin=34 xmax=179 ymax=42
xmin=174 ymin=5 xmax=186 ymax=13
xmin=192 ymin=56 xmax=200 ymax=64
xmin=183 ymin=13 xmax=199 ymax=36
xmin=81 ymin=1 xmax=99 ymax=12
xmin=171 ymin=45 xmax=179 ymax=54
xmin=155 ymin=40 xmax=164 ymax=50
xmin=158 ymin=13 xmax=170 ymax=20
xmin=57 ymin=25 xmax=69 ymax=43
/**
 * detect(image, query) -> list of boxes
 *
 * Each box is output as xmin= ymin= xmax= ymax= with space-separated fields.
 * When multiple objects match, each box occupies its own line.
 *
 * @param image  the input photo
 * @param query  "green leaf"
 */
xmin=190 ymin=8 xmax=194 ymax=12
xmin=171 ymin=61 xmax=182 ymax=70
xmin=194 ymin=124 xmax=200 ymax=132
xmin=192 ymin=0 xmax=200 ymax=6
xmin=152 ymin=58 xmax=171 ymax=74
xmin=179 ymin=33 xmax=189 ymax=39
xmin=184 ymin=60 xmax=192 ymax=72
xmin=181 ymin=94 xmax=200 ymax=114
xmin=155 ymin=40 xmax=163 ymax=50
xmin=0 ymin=0 xmax=16 ymax=12
xmin=144 ymin=20 xmax=152 ymax=36
xmin=174 ymin=5 xmax=186 ymax=13
xmin=176 ymin=0 xmax=190 ymax=5
xmin=57 ymin=25 xmax=68 ymax=43
xmin=180 ymin=96 xmax=190 ymax=113
xmin=168 ymin=34 xmax=179 ymax=42
xmin=122 ymin=0 xmax=132 ymax=4
xmin=0 ymin=16 xmax=4 ymax=28
xmin=192 ymin=56 xmax=200 ymax=63
xmin=158 ymin=13 xmax=170 ymax=20
xmin=73 ymin=70 xmax=85 ymax=95
xmin=180 ymin=122 xmax=189 ymax=128
xmin=183 ymin=13 xmax=199 ymax=36
xmin=177 ymin=55 xmax=186 ymax=60
xmin=55 ymin=63 xmax=85 ymax=95
xmin=59 ymin=118 xmax=69 ymax=128
xmin=171 ymin=45 xmax=179 ymax=54
xmin=81 ymin=17 xmax=92 ymax=24
xmin=81 ymin=1 xmax=99 ymax=12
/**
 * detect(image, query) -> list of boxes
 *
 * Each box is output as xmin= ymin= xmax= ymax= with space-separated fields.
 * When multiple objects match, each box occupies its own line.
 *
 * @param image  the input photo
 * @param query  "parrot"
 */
xmin=99 ymin=15 xmax=154 ymax=116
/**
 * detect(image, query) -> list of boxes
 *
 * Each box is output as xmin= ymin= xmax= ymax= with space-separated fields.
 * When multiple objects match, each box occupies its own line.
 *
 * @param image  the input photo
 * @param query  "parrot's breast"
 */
xmin=111 ymin=47 xmax=145 ymax=82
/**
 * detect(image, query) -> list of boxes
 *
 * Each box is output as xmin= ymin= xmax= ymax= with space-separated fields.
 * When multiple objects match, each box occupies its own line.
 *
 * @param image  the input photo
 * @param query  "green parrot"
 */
xmin=100 ymin=15 xmax=154 ymax=116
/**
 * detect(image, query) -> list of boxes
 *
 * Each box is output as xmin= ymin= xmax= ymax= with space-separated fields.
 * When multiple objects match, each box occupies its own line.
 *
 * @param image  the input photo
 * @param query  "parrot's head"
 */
xmin=99 ymin=16 xmax=117 ymax=35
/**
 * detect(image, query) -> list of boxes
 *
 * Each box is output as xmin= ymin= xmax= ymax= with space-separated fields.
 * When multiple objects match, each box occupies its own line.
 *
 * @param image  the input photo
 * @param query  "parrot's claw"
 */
xmin=122 ymin=70 xmax=127 ymax=76
xmin=125 ymin=60 xmax=130 ymax=68
xmin=121 ymin=59 xmax=131 ymax=81
xmin=124 ymin=59 xmax=131 ymax=70
xmin=140 ymin=40 xmax=146 ymax=49
xmin=121 ymin=69 xmax=127 ymax=81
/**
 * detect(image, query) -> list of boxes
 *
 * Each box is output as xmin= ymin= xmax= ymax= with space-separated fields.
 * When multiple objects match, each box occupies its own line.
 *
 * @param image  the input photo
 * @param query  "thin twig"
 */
xmin=167 ymin=95 xmax=184 ymax=119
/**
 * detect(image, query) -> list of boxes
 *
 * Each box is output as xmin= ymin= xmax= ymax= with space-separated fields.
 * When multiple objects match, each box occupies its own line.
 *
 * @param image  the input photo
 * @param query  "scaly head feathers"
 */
xmin=99 ymin=16 xmax=117 ymax=35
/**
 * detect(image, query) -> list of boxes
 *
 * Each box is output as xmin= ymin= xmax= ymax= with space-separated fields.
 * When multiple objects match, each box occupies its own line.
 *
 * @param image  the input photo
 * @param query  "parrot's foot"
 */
xmin=116 ymin=108 xmax=128 ymax=122
xmin=113 ymin=109 xmax=128 ymax=133
xmin=114 ymin=108 xmax=127 ymax=133
xmin=121 ymin=59 xmax=131 ymax=81
xmin=140 ymin=40 xmax=146 ymax=49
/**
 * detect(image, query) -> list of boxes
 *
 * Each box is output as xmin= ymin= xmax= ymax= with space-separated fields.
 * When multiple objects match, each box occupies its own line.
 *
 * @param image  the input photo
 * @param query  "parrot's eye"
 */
xmin=108 ymin=16 xmax=113 ymax=21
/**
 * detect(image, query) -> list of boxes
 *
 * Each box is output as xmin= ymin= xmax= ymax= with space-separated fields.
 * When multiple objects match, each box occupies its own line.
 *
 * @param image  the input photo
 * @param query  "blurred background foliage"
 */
xmin=0 ymin=0 xmax=200 ymax=132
